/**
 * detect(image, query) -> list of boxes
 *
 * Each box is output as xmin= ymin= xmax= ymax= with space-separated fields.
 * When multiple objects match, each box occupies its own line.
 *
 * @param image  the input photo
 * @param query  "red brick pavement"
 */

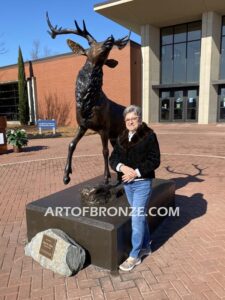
xmin=0 ymin=123 xmax=225 ymax=299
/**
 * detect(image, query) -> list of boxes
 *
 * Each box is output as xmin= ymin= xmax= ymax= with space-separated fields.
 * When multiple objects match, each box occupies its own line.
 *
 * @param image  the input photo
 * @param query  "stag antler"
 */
xmin=46 ymin=12 xmax=96 ymax=45
xmin=114 ymin=31 xmax=131 ymax=49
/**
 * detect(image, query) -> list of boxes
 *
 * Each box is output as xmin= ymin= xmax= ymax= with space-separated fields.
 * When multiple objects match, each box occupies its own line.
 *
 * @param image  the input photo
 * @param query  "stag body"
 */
xmin=47 ymin=14 xmax=129 ymax=184
xmin=76 ymin=61 xmax=123 ymax=134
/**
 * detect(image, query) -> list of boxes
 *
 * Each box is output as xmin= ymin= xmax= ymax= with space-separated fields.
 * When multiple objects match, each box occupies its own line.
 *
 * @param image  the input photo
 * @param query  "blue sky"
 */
xmin=0 ymin=0 xmax=140 ymax=67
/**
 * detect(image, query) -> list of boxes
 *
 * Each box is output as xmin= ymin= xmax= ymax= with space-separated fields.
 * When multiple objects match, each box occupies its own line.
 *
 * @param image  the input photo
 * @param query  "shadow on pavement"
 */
xmin=151 ymin=192 xmax=207 ymax=251
xmin=6 ymin=146 xmax=48 ymax=154
xmin=23 ymin=146 xmax=48 ymax=152
xmin=150 ymin=164 xmax=208 ymax=251
xmin=165 ymin=164 xmax=207 ymax=190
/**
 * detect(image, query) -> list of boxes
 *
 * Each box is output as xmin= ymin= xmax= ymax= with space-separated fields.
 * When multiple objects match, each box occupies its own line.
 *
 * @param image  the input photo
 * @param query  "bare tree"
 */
xmin=39 ymin=93 xmax=72 ymax=126
xmin=43 ymin=45 xmax=52 ymax=57
xmin=30 ymin=39 xmax=53 ymax=59
xmin=0 ymin=33 xmax=7 ymax=54
xmin=30 ymin=39 xmax=41 ymax=60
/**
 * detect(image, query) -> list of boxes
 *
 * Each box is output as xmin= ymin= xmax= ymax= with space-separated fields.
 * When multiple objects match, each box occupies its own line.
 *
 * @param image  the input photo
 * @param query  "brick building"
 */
xmin=0 ymin=41 xmax=141 ymax=126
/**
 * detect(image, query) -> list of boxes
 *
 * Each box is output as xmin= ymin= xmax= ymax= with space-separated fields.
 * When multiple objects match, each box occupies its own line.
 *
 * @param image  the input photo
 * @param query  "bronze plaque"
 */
xmin=39 ymin=234 xmax=57 ymax=260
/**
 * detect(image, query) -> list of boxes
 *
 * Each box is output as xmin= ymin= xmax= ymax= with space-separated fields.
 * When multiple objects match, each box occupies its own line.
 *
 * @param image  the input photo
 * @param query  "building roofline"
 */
xmin=0 ymin=63 xmax=17 ymax=70
xmin=0 ymin=52 xmax=74 ymax=70
xmin=0 ymin=39 xmax=140 ymax=70
xmin=94 ymin=0 xmax=132 ymax=9
xmin=0 ymin=80 xmax=18 ymax=85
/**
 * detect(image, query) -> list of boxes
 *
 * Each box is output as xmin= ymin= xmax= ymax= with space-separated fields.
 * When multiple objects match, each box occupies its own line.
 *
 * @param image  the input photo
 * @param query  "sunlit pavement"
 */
xmin=0 ymin=123 xmax=225 ymax=299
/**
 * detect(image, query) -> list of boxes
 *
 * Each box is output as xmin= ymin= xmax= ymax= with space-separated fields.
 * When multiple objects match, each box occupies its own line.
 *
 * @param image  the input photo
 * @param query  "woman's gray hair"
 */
xmin=123 ymin=105 xmax=142 ymax=119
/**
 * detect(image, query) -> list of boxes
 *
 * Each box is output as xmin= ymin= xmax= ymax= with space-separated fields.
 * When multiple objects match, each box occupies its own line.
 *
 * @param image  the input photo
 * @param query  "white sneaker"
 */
xmin=119 ymin=257 xmax=141 ymax=271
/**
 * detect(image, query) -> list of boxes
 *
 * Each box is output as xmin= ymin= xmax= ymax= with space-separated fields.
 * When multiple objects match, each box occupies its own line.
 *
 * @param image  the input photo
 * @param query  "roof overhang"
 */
xmin=94 ymin=0 xmax=225 ymax=34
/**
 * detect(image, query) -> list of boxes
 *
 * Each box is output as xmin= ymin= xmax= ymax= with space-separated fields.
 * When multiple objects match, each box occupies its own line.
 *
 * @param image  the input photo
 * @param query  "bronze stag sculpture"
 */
xmin=46 ymin=13 xmax=130 ymax=185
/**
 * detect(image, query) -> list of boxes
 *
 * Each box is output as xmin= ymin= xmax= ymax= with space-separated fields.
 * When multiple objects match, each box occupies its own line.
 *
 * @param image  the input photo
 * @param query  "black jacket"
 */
xmin=109 ymin=122 xmax=160 ymax=180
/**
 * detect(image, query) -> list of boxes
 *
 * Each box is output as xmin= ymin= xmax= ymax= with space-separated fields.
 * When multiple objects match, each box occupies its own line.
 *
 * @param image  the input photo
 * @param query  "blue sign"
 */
xmin=37 ymin=119 xmax=56 ymax=134
xmin=37 ymin=119 xmax=56 ymax=129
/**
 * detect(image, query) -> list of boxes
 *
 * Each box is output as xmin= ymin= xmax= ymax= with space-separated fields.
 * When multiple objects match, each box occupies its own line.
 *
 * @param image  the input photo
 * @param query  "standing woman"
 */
xmin=109 ymin=105 xmax=160 ymax=271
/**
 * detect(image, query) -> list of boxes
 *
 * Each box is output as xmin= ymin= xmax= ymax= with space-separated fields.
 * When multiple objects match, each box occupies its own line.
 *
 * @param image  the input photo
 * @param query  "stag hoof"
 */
xmin=63 ymin=175 xmax=71 ymax=185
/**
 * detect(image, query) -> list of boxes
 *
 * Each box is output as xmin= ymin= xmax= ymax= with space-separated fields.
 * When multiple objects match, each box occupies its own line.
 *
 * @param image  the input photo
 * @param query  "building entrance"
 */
xmin=218 ymin=86 xmax=225 ymax=121
xmin=160 ymin=88 xmax=198 ymax=122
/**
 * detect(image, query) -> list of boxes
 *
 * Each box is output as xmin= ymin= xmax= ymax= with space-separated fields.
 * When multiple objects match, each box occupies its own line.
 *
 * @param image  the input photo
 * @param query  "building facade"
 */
xmin=0 ymin=41 xmax=141 ymax=126
xmin=95 ymin=0 xmax=225 ymax=123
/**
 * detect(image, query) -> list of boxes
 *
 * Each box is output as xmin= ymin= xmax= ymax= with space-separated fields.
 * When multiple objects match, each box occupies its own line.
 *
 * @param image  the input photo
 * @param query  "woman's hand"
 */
xmin=120 ymin=165 xmax=137 ymax=182
xmin=122 ymin=173 xmax=137 ymax=182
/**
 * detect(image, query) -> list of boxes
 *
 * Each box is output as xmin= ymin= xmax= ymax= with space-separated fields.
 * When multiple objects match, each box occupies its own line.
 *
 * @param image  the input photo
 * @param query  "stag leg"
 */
xmin=64 ymin=126 xmax=87 ymax=184
xmin=110 ymin=138 xmax=122 ymax=185
xmin=99 ymin=130 xmax=111 ymax=184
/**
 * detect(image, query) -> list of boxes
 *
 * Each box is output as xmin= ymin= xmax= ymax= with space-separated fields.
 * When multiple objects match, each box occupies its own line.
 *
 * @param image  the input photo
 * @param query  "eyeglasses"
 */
xmin=125 ymin=117 xmax=138 ymax=123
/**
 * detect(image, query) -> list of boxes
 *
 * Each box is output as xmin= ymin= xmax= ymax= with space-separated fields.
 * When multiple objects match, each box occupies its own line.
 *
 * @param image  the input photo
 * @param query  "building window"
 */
xmin=220 ymin=17 xmax=225 ymax=79
xmin=161 ymin=21 xmax=201 ymax=84
xmin=0 ymin=82 xmax=19 ymax=121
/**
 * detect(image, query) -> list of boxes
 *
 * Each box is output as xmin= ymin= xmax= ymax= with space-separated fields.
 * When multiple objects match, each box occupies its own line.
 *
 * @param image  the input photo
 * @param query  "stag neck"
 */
xmin=83 ymin=60 xmax=103 ymax=73
xmin=77 ymin=61 xmax=103 ymax=93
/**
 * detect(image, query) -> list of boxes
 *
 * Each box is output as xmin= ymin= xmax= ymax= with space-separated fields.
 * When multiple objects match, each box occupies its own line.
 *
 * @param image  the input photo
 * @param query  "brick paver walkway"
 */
xmin=0 ymin=123 xmax=225 ymax=299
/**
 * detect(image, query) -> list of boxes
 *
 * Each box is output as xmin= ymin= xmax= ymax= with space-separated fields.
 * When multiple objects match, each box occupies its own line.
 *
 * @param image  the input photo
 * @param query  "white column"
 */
xmin=141 ymin=24 xmax=160 ymax=123
xmin=27 ymin=79 xmax=33 ymax=124
xmin=32 ymin=77 xmax=38 ymax=123
xmin=198 ymin=12 xmax=221 ymax=124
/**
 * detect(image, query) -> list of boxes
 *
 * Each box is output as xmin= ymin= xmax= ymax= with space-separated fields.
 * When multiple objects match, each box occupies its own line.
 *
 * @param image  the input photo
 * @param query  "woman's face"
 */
xmin=125 ymin=112 xmax=140 ymax=132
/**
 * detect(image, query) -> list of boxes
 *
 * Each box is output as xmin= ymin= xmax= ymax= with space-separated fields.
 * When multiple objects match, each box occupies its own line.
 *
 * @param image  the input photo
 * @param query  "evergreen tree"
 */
xmin=18 ymin=47 xmax=29 ymax=125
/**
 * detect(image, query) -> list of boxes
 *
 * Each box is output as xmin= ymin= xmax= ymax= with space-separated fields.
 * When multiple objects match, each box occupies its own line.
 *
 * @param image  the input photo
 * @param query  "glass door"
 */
xmin=186 ymin=89 xmax=198 ymax=121
xmin=159 ymin=88 xmax=198 ymax=122
xmin=160 ymin=91 xmax=171 ymax=121
xmin=219 ymin=87 xmax=225 ymax=121
xmin=173 ymin=90 xmax=184 ymax=121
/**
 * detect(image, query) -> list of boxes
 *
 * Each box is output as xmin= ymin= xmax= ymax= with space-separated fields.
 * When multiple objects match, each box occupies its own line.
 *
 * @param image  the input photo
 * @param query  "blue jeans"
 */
xmin=124 ymin=179 xmax=152 ymax=258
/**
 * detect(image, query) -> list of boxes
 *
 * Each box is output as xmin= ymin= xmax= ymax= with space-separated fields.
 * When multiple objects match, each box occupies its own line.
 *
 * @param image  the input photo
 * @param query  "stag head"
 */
xmin=46 ymin=12 xmax=131 ymax=68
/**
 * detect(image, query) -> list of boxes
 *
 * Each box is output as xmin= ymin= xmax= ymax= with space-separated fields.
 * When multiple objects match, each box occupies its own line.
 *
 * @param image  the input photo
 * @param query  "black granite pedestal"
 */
xmin=26 ymin=177 xmax=175 ymax=271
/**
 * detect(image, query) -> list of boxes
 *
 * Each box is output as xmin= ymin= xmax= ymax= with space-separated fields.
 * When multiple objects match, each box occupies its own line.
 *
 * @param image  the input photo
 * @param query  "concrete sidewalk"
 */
xmin=0 ymin=124 xmax=225 ymax=299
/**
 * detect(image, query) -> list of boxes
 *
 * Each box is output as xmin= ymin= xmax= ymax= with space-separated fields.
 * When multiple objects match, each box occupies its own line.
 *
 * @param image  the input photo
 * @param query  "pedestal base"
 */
xmin=26 ymin=177 xmax=175 ymax=271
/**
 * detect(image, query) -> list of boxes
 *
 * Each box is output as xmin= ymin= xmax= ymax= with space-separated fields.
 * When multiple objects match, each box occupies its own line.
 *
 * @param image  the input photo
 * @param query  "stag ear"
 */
xmin=67 ymin=39 xmax=87 ymax=56
xmin=104 ymin=59 xmax=118 ymax=68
